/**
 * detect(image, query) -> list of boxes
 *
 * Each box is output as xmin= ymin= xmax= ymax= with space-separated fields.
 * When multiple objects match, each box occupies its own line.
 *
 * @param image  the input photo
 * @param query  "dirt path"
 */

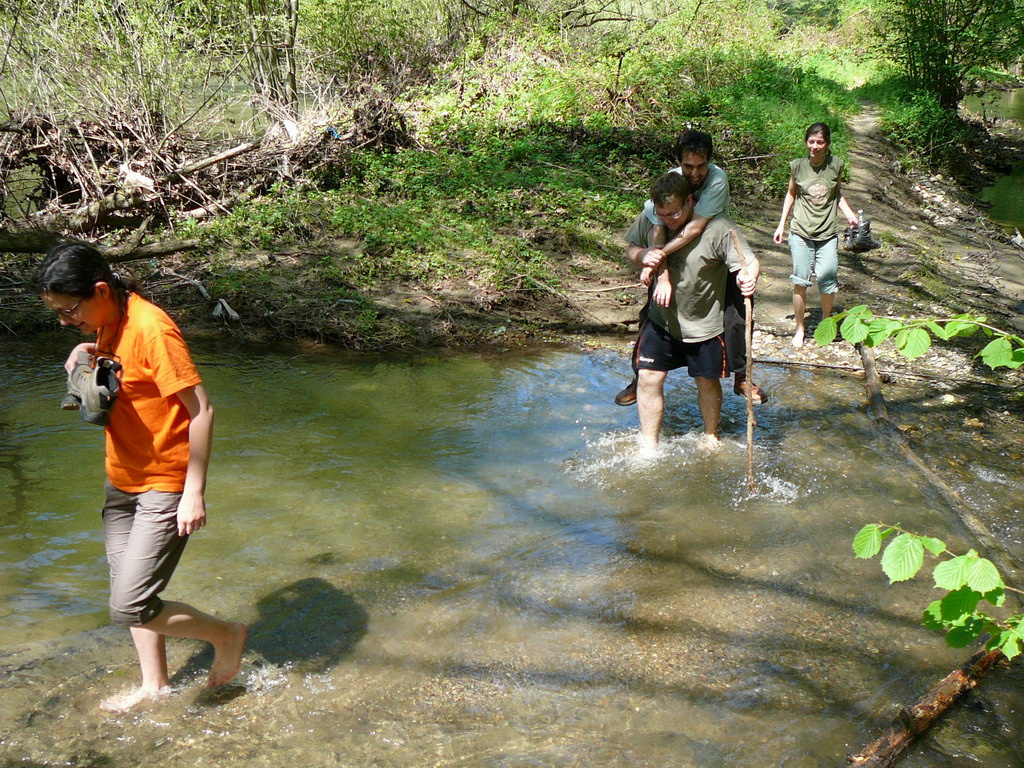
xmin=573 ymin=103 xmax=1024 ymax=392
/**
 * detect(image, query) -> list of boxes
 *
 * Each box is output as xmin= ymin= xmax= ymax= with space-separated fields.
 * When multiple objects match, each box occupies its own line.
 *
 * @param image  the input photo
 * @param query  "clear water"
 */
xmin=2 ymin=333 xmax=1023 ymax=767
xmin=967 ymin=89 xmax=1024 ymax=232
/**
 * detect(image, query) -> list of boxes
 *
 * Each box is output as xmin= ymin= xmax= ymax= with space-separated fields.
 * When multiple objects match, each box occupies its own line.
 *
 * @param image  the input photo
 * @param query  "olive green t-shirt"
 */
xmin=625 ymin=214 xmax=751 ymax=343
xmin=790 ymin=155 xmax=844 ymax=241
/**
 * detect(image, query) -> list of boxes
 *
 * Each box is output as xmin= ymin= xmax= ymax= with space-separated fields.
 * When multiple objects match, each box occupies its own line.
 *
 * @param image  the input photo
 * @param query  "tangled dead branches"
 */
xmin=0 ymin=90 xmax=416 ymax=245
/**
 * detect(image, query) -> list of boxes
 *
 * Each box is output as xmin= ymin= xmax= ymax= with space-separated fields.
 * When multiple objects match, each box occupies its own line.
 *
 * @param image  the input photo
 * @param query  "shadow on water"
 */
xmin=3 ymin=341 xmax=1024 ymax=767
xmin=176 ymin=577 xmax=369 ymax=695
xmin=249 ymin=577 xmax=369 ymax=670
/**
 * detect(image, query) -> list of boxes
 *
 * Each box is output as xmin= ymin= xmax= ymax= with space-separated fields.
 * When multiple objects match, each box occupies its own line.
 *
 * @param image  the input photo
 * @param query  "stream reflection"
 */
xmin=1 ymin=334 xmax=1022 ymax=767
xmin=968 ymin=88 xmax=1024 ymax=232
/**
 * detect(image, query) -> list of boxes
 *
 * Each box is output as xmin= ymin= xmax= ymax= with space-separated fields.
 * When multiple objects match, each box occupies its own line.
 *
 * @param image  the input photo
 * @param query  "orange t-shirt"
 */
xmin=97 ymin=294 xmax=201 ymax=493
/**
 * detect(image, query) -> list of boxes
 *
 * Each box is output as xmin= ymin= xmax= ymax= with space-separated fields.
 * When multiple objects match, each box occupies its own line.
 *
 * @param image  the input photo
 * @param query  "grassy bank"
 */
xmin=2 ymin=1 xmax=1016 ymax=346
xmin=166 ymin=17 xmax=867 ymax=345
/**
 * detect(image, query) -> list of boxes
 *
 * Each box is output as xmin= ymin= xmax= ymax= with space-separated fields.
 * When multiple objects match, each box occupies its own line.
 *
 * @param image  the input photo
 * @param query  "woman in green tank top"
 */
xmin=772 ymin=123 xmax=859 ymax=348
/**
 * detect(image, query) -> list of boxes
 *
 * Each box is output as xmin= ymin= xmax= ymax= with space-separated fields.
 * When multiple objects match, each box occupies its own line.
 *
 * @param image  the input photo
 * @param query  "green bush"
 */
xmin=864 ymin=77 xmax=972 ymax=166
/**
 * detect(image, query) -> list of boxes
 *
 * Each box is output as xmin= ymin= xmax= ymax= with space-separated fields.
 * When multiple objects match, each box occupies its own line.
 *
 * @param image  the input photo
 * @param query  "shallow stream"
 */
xmin=2 ymin=334 xmax=1023 ymax=767
xmin=969 ymin=88 xmax=1024 ymax=232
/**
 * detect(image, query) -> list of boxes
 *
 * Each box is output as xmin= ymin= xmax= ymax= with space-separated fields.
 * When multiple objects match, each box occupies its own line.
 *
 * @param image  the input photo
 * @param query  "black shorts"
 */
xmin=636 ymin=321 xmax=729 ymax=379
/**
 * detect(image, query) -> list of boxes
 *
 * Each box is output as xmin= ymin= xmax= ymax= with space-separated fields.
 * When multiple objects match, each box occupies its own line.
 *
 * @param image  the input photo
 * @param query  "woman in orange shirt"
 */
xmin=35 ymin=243 xmax=246 ymax=711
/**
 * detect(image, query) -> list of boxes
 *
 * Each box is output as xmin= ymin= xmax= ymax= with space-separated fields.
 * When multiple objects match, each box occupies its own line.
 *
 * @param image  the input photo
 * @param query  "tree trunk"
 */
xmin=0 ymin=228 xmax=197 ymax=261
xmin=283 ymin=0 xmax=300 ymax=116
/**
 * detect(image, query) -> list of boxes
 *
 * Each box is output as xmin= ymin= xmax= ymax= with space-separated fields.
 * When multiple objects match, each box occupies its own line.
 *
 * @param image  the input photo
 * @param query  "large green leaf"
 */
xmin=841 ymin=315 xmax=870 ymax=345
xmin=938 ymin=586 xmax=982 ymax=623
xmin=995 ymin=633 xmax=1021 ymax=660
xmin=945 ymin=615 xmax=987 ymax=648
xmin=984 ymin=587 xmax=1006 ymax=608
xmin=814 ymin=315 xmax=839 ymax=346
xmin=927 ymin=321 xmax=950 ymax=340
xmin=978 ymin=337 xmax=1013 ymax=369
xmin=922 ymin=600 xmax=944 ymax=631
xmin=965 ymin=556 xmax=1003 ymax=594
xmin=1009 ymin=347 xmax=1024 ymax=370
xmin=895 ymin=327 xmax=931 ymax=359
xmin=944 ymin=319 xmax=978 ymax=338
xmin=865 ymin=318 xmax=900 ymax=347
xmin=1002 ymin=622 xmax=1024 ymax=661
xmin=933 ymin=555 xmax=970 ymax=590
xmin=881 ymin=534 xmax=924 ymax=583
xmin=852 ymin=524 xmax=885 ymax=559
xmin=921 ymin=537 xmax=945 ymax=555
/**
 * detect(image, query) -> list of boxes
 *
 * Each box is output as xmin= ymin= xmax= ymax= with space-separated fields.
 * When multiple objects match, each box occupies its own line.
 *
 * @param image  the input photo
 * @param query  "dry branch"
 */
xmin=0 ymin=229 xmax=80 ymax=253
xmin=62 ymin=140 xmax=262 ymax=231
xmin=170 ymin=141 xmax=261 ymax=177
xmin=1 ymin=97 xmax=411 ymax=238
xmin=0 ymin=226 xmax=196 ymax=262
xmin=103 ymin=239 xmax=199 ymax=263
xmin=848 ymin=649 xmax=1005 ymax=767
xmin=729 ymin=228 xmax=756 ymax=492
xmin=66 ymin=190 xmax=143 ymax=231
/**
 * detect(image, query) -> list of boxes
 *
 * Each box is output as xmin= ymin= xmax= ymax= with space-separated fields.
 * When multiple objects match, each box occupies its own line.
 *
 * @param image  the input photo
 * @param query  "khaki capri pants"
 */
xmin=102 ymin=481 xmax=188 ymax=627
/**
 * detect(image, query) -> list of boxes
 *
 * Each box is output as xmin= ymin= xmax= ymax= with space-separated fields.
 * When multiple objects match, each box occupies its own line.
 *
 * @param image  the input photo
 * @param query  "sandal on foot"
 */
xmin=733 ymin=380 xmax=767 ymax=405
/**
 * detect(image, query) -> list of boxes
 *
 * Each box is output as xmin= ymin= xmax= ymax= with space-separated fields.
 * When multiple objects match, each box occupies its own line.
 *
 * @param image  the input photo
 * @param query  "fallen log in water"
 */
xmin=848 ymin=648 xmax=1005 ymax=767
xmin=849 ymin=344 xmax=1020 ymax=766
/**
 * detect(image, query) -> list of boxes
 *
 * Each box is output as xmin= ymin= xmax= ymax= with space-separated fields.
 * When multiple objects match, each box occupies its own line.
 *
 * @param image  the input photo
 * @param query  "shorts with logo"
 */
xmin=636 ymin=320 xmax=729 ymax=378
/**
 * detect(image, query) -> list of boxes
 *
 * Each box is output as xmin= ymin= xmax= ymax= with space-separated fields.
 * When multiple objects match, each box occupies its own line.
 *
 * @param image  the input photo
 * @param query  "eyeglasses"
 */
xmin=54 ymin=297 xmax=87 ymax=318
xmin=656 ymin=207 xmax=685 ymax=223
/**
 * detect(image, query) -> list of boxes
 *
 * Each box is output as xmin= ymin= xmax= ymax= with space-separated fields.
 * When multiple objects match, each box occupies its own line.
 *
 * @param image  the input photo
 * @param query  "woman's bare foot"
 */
xmin=100 ymin=685 xmax=172 ymax=712
xmin=791 ymin=329 xmax=805 ymax=348
xmin=208 ymin=623 xmax=248 ymax=687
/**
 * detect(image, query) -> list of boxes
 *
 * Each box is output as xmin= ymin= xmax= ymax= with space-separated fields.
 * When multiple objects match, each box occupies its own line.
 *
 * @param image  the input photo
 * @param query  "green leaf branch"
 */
xmin=854 ymin=523 xmax=1024 ymax=659
xmin=814 ymin=306 xmax=1024 ymax=370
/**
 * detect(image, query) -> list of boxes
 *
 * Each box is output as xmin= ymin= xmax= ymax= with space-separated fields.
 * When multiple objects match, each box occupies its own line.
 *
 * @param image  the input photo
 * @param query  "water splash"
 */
xmin=971 ymin=465 xmax=1011 ymax=485
xmin=243 ymin=661 xmax=291 ymax=692
xmin=566 ymin=429 xmax=732 ymax=488
xmin=729 ymin=474 xmax=801 ymax=506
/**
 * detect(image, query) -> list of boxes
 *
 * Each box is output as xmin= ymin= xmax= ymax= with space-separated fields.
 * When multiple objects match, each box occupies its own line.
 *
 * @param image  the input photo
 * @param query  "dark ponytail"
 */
xmin=33 ymin=243 xmax=139 ymax=313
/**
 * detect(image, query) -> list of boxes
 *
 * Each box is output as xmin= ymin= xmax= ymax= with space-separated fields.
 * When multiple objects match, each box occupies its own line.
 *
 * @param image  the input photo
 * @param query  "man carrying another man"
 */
xmin=624 ymin=171 xmax=760 ymax=450
xmin=615 ymin=130 xmax=766 ymax=407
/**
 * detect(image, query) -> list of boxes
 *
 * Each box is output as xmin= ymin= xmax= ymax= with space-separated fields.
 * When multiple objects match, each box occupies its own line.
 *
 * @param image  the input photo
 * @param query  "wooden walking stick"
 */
xmin=729 ymin=229 xmax=757 ymax=492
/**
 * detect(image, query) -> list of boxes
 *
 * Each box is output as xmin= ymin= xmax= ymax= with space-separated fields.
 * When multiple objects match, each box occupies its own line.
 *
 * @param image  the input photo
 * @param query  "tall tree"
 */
xmin=245 ymin=0 xmax=300 ymax=117
xmin=882 ymin=0 xmax=1024 ymax=109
